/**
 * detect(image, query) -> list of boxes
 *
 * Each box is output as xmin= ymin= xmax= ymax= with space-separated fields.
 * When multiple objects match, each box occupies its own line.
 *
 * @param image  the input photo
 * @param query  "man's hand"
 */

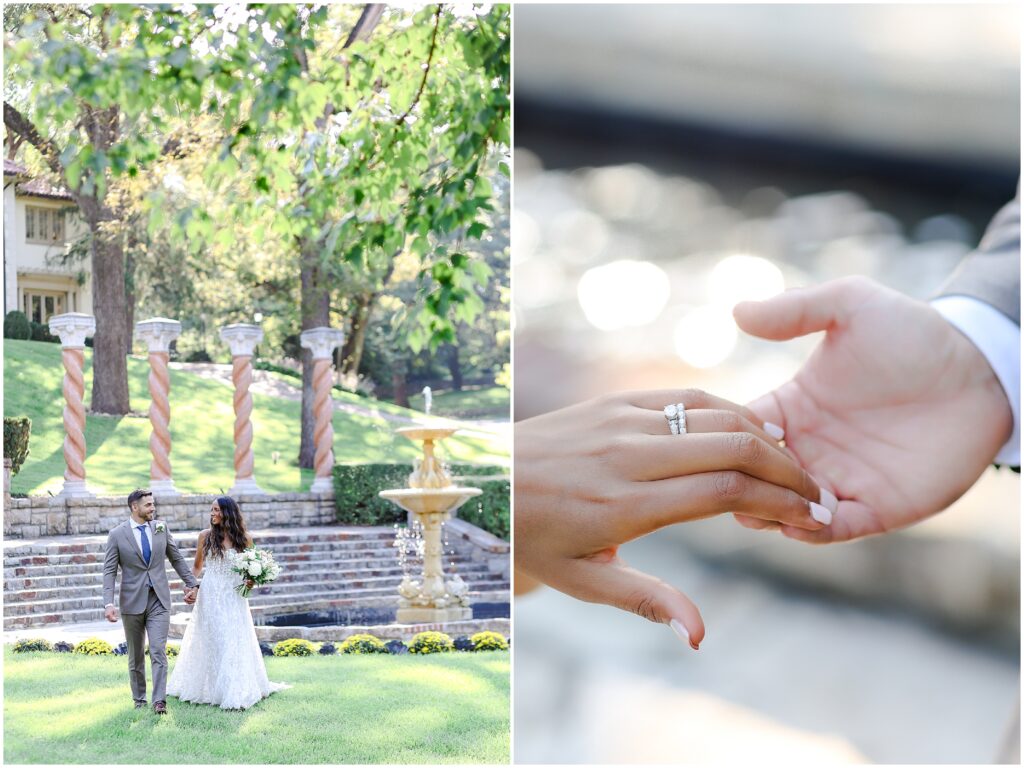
xmin=733 ymin=276 xmax=1013 ymax=543
xmin=104 ymin=605 xmax=119 ymax=623
xmin=183 ymin=586 xmax=198 ymax=605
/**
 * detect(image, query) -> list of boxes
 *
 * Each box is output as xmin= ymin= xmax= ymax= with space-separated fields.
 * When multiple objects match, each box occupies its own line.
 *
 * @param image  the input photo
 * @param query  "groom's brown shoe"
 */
xmin=153 ymin=701 xmax=167 ymax=715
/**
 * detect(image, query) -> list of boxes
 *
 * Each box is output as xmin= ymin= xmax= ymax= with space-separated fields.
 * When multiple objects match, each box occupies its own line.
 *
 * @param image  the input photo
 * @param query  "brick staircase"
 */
xmin=3 ymin=526 xmax=510 ymax=630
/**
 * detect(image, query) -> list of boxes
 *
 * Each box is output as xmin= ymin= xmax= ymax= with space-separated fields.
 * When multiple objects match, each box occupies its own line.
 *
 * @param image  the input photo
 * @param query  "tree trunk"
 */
xmin=445 ymin=343 xmax=463 ymax=391
xmin=298 ymin=243 xmax=331 ymax=468
xmin=88 ymin=207 xmax=131 ymax=414
xmin=340 ymin=292 xmax=374 ymax=378
xmin=391 ymin=366 xmax=409 ymax=408
xmin=124 ymin=229 xmax=137 ymax=355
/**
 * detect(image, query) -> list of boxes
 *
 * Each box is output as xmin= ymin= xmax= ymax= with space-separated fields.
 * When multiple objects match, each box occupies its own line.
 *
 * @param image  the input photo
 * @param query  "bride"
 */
xmin=167 ymin=496 xmax=288 ymax=710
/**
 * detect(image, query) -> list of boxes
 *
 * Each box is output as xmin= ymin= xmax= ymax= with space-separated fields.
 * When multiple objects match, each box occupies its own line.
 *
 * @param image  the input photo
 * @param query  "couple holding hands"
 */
xmin=516 ymin=195 xmax=1019 ymax=648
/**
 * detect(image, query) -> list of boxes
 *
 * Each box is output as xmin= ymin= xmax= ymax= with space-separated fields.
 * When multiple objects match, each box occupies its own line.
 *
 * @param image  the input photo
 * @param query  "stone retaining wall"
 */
xmin=3 ymin=492 xmax=336 ymax=539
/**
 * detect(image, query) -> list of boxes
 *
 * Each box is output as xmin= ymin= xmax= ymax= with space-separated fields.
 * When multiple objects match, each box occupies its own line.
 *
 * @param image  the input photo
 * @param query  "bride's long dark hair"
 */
xmin=205 ymin=496 xmax=250 ymax=557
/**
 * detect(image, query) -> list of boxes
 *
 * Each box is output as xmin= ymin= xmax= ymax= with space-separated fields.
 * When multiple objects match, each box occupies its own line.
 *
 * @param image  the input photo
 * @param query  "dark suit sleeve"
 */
xmin=103 ymin=530 xmax=119 ymax=607
xmin=165 ymin=530 xmax=199 ymax=589
xmin=936 ymin=193 xmax=1020 ymax=326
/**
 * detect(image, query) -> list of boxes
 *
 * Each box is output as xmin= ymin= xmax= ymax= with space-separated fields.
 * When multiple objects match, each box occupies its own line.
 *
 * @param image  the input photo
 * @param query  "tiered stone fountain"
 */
xmin=379 ymin=414 xmax=482 ymax=623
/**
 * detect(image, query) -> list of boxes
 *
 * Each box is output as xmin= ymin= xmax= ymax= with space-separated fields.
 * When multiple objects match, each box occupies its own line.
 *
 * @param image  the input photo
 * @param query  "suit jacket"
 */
xmin=937 ymin=193 xmax=1021 ymax=326
xmin=103 ymin=520 xmax=199 ymax=613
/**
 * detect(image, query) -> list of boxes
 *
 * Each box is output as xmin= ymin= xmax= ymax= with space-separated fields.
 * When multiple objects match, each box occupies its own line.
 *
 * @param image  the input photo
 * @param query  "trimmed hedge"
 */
xmin=4 ymin=311 xmax=31 ymax=340
xmin=332 ymin=463 xmax=509 ymax=540
xmin=4 ymin=417 xmax=31 ymax=475
xmin=29 ymin=321 xmax=58 ymax=343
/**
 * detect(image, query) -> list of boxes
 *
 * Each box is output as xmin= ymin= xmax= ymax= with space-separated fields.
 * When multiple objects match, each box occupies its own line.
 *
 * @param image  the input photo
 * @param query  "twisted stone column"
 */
xmin=300 ymin=327 xmax=345 ymax=494
xmin=219 ymin=323 xmax=265 ymax=495
xmin=135 ymin=319 xmax=181 ymax=496
xmin=48 ymin=313 xmax=96 ymax=498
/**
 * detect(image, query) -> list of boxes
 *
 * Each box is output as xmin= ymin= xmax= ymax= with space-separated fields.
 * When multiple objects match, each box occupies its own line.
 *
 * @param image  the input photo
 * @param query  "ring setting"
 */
xmin=664 ymin=402 xmax=687 ymax=435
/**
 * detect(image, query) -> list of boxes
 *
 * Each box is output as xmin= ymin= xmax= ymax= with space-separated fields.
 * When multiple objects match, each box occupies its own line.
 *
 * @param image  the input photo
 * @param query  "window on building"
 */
xmin=22 ymin=290 xmax=66 ymax=324
xmin=25 ymin=206 xmax=66 ymax=245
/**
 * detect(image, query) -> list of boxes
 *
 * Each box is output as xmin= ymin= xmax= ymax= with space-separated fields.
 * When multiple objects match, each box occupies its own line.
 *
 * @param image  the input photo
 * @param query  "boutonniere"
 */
xmin=154 ymin=521 xmax=166 ymax=534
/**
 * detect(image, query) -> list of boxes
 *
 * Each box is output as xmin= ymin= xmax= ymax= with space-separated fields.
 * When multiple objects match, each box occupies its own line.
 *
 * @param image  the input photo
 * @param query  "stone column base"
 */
xmin=229 ymin=477 xmax=265 ymax=496
xmin=396 ymin=605 xmax=473 ymax=624
xmin=150 ymin=479 xmax=180 ymax=496
xmin=57 ymin=479 xmax=94 ymax=499
xmin=309 ymin=476 xmax=334 ymax=494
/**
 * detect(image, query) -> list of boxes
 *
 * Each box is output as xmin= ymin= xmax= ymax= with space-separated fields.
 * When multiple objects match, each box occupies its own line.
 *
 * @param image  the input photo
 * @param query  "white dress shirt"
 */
xmin=932 ymin=295 xmax=1020 ymax=467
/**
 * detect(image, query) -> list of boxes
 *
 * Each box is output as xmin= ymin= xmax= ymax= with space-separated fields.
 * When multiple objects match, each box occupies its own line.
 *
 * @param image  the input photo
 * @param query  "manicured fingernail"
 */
xmin=764 ymin=422 xmax=785 ymax=441
xmin=810 ymin=501 xmax=832 ymax=526
xmin=670 ymin=619 xmax=699 ymax=650
xmin=819 ymin=487 xmax=838 ymax=513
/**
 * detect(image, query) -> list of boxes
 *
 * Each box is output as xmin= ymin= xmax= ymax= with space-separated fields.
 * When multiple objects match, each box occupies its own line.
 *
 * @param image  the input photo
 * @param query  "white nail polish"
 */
xmin=819 ymin=487 xmax=838 ymax=513
xmin=764 ymin=422 xmax=785 ymax=440
xmin=810 ymin=501 xmax=832 ymax=525
xmin=669 ymin=619 xmax=690 ymax=644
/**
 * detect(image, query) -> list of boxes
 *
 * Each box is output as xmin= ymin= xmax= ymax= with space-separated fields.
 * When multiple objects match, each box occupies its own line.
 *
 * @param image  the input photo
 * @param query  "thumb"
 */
xmin=558 ymin=557 xmax=705 ymax=650
xmin=734 ymin=278 xmax=871 ymax=341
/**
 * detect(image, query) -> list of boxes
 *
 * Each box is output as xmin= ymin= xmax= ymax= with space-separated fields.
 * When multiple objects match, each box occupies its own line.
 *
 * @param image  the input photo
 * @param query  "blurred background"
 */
xmin=512 ymin=4 xmax=1020 ymax=764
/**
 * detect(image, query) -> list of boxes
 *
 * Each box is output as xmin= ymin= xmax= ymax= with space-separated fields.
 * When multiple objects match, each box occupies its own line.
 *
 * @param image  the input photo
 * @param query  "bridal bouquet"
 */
xmin=229 ymin=547 xmax=281 ymax=598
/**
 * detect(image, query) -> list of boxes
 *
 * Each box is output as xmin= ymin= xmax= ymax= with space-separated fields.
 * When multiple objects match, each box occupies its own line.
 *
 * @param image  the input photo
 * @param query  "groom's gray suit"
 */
xmin=103 ymin=519 xmax=199 ymax=706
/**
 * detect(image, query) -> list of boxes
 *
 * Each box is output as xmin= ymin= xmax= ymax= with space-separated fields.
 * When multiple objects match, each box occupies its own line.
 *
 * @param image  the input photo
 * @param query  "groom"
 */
xmin=103 ymin=489 xmax=200 ymax=714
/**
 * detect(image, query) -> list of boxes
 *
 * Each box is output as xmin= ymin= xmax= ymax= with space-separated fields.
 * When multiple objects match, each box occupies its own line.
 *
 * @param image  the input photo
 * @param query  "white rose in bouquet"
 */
xmin=247 ymin=561 xmax=263 ymax=577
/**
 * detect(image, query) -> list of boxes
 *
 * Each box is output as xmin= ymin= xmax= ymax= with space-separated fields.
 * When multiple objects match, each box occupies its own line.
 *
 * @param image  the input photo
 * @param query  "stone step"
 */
xmin=4 ymin=561 xmax=495 ymax=593
xmin=3 ymin=548 xmax=479 ymax=581
xmin=3 ymin=576 xmax=511 ymax=618
xmin=1 ymin=588 xmax=512 ymax=630
xmin=2 ymin=530 xmax=400 ymax=555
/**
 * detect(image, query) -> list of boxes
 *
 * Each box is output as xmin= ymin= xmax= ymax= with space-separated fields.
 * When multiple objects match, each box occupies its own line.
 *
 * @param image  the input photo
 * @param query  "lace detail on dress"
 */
xmin=167 ymin=552 xmax=288 ymax=710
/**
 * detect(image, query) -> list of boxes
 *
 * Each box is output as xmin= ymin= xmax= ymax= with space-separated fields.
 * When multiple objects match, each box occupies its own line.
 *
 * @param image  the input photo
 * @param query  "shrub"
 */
xmin=54 ymin=640 xmax=75 ymax=653
xmin=318 ymin=642 xmax=337 ymax=655
xmin=13 ymin=638 xmax=53 ymax=653
xmin=332 ymin=465 xmax=411 ymax=526
xmin=4 ymin=311 xmax=31 ymax=340
xmin=183 ymin=349 xmax=213 ymax=363
xmin=470 ymin=631 xmax=509 ymax=651
xmin=166 ymin=644 xmax=180 ymax=657
xmin=29 ymin=321 xmax=58 ymax=343
xmin=385 ymin=639 xmax=408 ymax=655
xmin=339 ymin=634 xmax=388 ymax=655
xmin=332 ymin=463 xmax=508 ymax=539
xmin=408 ymin=631 xmax=454 ymax=655
xmin=453 ymin=635 xmax=474 ymax=652
xmin=259 ymin=642 xmax=274 ymax=657
xmin=273 ymin=638 xmax=316 ymax=657
xmin=4 ymin=417 xmax=31 ymax=475
xmin=74 ymin=638 xmax=113 ymax=655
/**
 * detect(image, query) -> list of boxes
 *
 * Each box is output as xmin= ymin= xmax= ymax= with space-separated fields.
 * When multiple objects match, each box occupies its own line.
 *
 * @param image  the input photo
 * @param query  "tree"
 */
xmin=4 ymin=5 xmax=210 ymax=413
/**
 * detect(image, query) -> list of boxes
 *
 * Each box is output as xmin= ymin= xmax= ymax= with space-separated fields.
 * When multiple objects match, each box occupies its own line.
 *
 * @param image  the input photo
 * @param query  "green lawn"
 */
xmin=408 ymin=386 xmax=510 ymax=419
xmin=4 ymin=340 xmax=509 ymax=495
xmin=3 ymin=648 xmax=510 ymax=764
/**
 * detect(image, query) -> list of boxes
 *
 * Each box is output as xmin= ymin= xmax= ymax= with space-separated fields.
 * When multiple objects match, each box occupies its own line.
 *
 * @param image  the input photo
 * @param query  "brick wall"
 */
xmin=3 ymin=493 xmax=336 ymax=539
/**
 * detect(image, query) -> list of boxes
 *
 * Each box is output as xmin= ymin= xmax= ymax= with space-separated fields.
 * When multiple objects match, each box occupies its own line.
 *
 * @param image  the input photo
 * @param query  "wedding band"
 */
xmin=664 ymin=403 xmax=687 ymax=435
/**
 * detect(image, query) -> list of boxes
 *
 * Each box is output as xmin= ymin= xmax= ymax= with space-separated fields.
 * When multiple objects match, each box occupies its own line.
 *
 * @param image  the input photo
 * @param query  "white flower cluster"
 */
xmin=228 ymin=547 xmax=282 ymax=596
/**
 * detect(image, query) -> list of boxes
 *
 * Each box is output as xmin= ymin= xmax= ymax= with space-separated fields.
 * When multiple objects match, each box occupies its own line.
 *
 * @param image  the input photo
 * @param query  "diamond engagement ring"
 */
xmin=664 ymin=403 xmax=687 ymax=435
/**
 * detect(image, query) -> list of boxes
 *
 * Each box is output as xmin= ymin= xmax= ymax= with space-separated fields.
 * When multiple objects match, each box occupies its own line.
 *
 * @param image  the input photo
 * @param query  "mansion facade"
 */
xmin=3 ymin=158 xmax=92 ymax=324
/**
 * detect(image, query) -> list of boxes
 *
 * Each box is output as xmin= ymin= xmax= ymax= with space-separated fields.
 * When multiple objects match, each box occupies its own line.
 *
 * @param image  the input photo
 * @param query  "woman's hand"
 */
xmin=514 ymin=389 xmax=837 ymax=649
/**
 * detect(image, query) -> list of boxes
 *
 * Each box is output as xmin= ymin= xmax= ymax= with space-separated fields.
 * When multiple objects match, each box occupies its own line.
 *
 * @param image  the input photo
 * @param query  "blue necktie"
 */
xmin=138 ymin=525 xmax=151 ymax=565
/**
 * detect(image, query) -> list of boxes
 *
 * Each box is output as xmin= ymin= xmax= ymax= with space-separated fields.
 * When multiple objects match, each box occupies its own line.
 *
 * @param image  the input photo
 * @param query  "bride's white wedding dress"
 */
xmin=167 ymin=552 xmax=288 ymax=710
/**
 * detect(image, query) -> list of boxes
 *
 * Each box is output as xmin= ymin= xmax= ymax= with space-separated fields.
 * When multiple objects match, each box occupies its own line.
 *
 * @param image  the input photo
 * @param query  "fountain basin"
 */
xmin=379 ymin=486 xmax=482 ymax=516
xmin=395 ymin=425 xmax=459 ymax=442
